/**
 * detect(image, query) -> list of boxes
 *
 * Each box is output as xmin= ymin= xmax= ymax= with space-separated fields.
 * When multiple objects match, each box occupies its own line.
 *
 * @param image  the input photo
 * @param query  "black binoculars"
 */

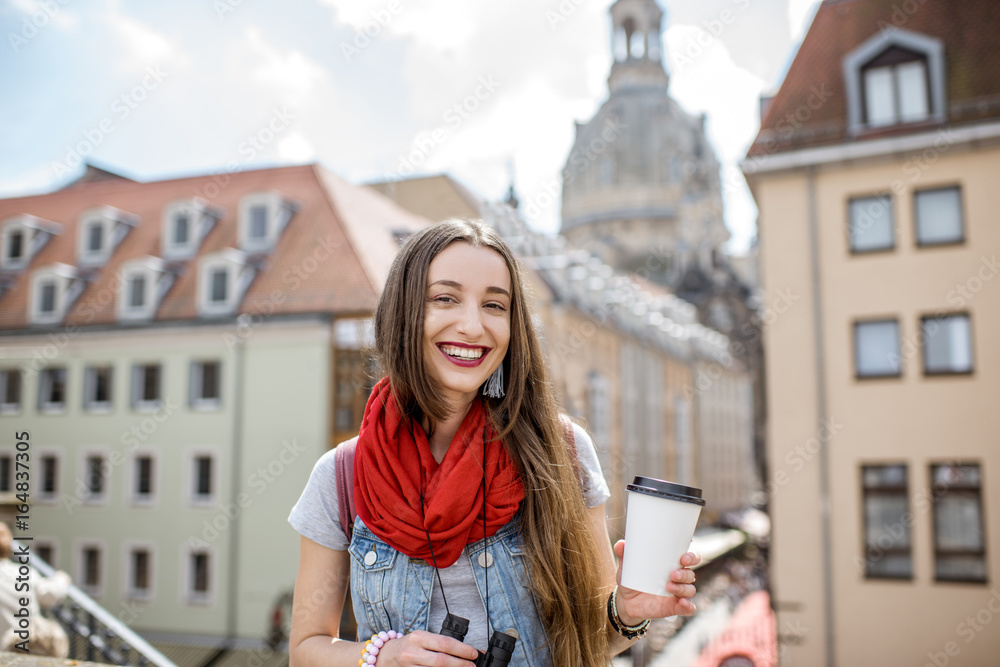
xmin=439 ymin=613 xmax=517 ymax=667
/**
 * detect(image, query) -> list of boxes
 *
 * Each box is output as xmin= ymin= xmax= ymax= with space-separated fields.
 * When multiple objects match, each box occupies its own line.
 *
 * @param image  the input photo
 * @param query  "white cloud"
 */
xmin=9 ymin=0 xmax=79 ymax=31
xmin=278 ymin=133 xmax=316 ymax=163
xmin=787 ymin=0 xmax=821 ymax=41
xmin=106 ymin=11 xmax=174 ymax=64
xmin=241 ymin=26 xmax=330 ymax=108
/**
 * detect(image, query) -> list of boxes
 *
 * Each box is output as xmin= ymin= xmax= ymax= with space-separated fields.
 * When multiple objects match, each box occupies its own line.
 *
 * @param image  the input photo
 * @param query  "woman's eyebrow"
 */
xmin=428 ymin=279 xmax=510 ymax=298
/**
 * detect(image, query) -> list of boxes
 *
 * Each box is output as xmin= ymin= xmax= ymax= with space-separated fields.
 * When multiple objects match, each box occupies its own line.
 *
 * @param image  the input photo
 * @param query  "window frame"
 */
xmin=847 ymin=193 xmax=896 ymax=254
xmin=920 ymin=313 xmax=974 ymax=377
xmin=853 ymin=318 xmax=903 ymax=380
xmin=182 ymin=543 xmax=216 ymax=606
xmin=75 ymin=539 xmax=107 ymax=598
xmin=162 ymin=199 xmax=216 ymax=260
xmin=190 ymin=360 xmax=222 ymax=410
xmin=83 ymin=365 xmax=114 ymax=413
xmin=197 ymin=250 xmax=251 ymax=317
xmin=860 ymin=463 xmax=913 ymax=580
xmin=0 ymin=368 xmax=23 ymax=415
xmin=0 ymin=449 xmax=12 ymax=493
xmin=34 ymin=538 xmax=57 ymax=569
xmin=131 ymin=363 xmax=163 ymax=412
xmin=123 ymin=541 xmax=156 ymax=601
xmin=37 ymin=449 xmax=61 ymax=503
xmin=79 ymin=447 xmax=111 ymax=506
xmin=930 ymin=462 xmax=988 ymax=584
xmin=38 ymin=367 xmax=68 ymax=414
xmin=128 ymin=448 xmax=158 ymax=507
xmin=237 ymin=191 xmax=293 ymax=253
xmin=185 ymin=448 xmax=219 ymax=507
xmin=914 ymin=185 xmax=965 ymax=248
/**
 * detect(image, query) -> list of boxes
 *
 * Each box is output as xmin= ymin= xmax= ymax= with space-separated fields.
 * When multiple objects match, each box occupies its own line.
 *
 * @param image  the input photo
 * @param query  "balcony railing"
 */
xmin=31 ymin=556 xmax=175 ymax=667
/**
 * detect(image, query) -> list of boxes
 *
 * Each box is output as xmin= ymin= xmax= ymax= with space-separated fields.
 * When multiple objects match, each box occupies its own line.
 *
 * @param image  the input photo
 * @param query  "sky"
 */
xmin=0 ymin=0 xmax=822 ymax=253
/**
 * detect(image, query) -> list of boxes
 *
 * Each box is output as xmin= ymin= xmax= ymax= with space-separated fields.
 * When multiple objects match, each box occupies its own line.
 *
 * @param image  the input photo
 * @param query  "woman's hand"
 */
xmin=375 ymin=630 xmax=479 ymax=667
xmin=612 ymin=540 xmax=700 ymax=625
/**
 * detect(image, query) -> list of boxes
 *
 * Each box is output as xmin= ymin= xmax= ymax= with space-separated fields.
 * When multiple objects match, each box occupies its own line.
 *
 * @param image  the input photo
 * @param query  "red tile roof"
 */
xmin=0 ymin=164 xmax=430 ymax=330
xmin=747 ymin=0 xmax=1000 ymax=157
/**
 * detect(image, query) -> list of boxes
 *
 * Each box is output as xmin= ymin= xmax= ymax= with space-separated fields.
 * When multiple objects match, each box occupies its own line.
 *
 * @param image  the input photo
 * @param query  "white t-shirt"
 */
xmin=288 ymin=422 xmax=610 ymax=651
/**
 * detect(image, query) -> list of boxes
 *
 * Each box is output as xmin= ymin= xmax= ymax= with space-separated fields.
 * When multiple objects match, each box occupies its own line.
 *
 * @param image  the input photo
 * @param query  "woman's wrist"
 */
xmin=359 ymin=630 xmax=402 ymax=666
xmin=607 ymin=587 xmax=650 ymax=640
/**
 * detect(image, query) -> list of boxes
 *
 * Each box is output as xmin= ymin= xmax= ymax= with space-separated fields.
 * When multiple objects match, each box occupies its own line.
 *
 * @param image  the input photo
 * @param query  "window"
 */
xmin=1 ymin=369 xmax=22 ymax=414
xmin=29 ymin=264 xmax=84 ymax=325
xmin=848 ymin=195 xmax=894 ymax=253
xmin=39 ymin=367 xmax=67 ymax=412
xmin=931 ymin=464 xmax=987 ymax=582
xmin=39 ymin=281 xmax=57 ymax=314
xmin=238 ymin=192 xmax=294 ymax=253
xmin=854 ymin=320 xmax=901 ymax=378
xmin=915 ymin=187 xmax=964 ymax=246
xmin=2 ymin=216 xmax=61 ymax=271
xmin=861 ymin=464 xmax=912 ymax=579
xmin=863 ymin=55 xmax=929 ymax=126
xmin=922 ymin=314 xmax=973 ymax=375
xmin=163 ymin=200 xmax=217 ymax=260
xmin=198 ymin=250 xmax=253 ymax=317
xmin=186 ymin=548 xmax=213 ymax=604
xmin=83 ymin=453 xmax=108 ymax=502
xmin=195 ymin=456 xmax=213 ymax=498
xmin=210 ymin=269 xmax=227 ymax=304
xmin=78 ymin=543 xmax=104 ymax=596
xmin=77 ymin=207 xmax=135 ymax=266
xmin=173 ymin=212 xmax=190 ymax=245
xmin=248 ymin=205 xmax=268 ymax=240
xmin=35 ymin=541 xmax=55 ymax=567
xmin=126 ymin=545 xmax=154 ymax=599
xmin=118 ymin=257 xmax=173 ymax=322
xmin=191 ymin=361 xmax=221 ymax=408
xmin=129 ymin=451 xmax=157 ymax=505
xmin=0 ymin=452 xmax=11 ymax=492
xmin=40 ymin=455 xmax=59 ymax=498
xmin=843 ymin=29 xmax=945 ymax=135
xmin=128 ymin=274 xmax=146 ymax=309
xmin=132 ymin=364 xmax=161 ymax=410
xmin=84 ymin=366 xmax=113 ymax=412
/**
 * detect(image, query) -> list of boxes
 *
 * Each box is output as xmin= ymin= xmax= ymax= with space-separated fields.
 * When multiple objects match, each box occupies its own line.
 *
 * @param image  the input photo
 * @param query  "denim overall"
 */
xmin=348 ymin=514 xmax=552 ymax=666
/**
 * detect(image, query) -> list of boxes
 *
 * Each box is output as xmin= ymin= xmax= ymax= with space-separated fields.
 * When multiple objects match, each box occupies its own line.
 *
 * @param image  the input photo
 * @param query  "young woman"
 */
xmin=288 ymin=220 xmax=699 ymax=667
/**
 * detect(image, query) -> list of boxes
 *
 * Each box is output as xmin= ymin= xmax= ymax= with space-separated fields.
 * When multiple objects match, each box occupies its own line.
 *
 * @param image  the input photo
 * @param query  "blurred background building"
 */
xmin=744 ymin=0 xmax=1000 ymax=665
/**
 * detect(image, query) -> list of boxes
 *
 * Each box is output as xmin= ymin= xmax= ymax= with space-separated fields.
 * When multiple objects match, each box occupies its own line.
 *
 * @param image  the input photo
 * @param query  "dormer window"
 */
xmin=1 ymin=215 xmax=61 ymax=272
xmin=162 ymin=199 xmax=219 ymax=260
xmin=238 ymin=192 xmax=294 ymax=253
xmin=198 ymin=249 xmax=255 ymax=317
xmin=77 ymin=207 xmax=136 ymax=267
xmin=862 ymin=48 xmax=928 ymax=127
xmin=29 ymin=264 xmax=85 ymax=325
xmin=118 ymin=257 xmax=175 ymax=322
xmin=843 ymin=28 xmax=945 ymax=135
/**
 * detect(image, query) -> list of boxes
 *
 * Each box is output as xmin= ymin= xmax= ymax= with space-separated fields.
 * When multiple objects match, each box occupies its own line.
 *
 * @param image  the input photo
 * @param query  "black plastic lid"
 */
xmin=626 ymin=476 xmax=706 ymax=506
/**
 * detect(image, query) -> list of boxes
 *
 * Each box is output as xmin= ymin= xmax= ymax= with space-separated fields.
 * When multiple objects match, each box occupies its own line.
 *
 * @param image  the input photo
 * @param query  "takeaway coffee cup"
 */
xmin=621 ymin=476 xmax=706 ymax=597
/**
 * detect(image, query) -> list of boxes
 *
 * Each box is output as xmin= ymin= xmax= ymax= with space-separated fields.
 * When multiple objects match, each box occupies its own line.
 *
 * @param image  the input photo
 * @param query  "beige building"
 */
xmin=743 ymin=1 xmax=1000 ymax=665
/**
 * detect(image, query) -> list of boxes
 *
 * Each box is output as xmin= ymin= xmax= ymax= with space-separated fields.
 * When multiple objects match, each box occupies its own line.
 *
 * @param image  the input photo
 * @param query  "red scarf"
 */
xmin=353 ymin=378 xmax=524 ymax=567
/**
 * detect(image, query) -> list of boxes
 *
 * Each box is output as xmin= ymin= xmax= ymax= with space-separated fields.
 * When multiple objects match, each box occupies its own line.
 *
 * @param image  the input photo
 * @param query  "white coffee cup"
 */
xmin=620 ymin=476 xmax=705 ymax=597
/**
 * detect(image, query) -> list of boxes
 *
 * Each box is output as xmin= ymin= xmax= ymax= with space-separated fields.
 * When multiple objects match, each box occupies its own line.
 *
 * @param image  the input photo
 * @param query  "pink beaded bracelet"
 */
xmin=359 ymin=630 xmax=402 ymax=666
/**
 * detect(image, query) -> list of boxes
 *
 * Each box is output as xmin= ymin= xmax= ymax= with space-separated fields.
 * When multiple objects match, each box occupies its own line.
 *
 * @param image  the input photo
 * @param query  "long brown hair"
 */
xmin=373 ymin=219 xmax=610 ymax=667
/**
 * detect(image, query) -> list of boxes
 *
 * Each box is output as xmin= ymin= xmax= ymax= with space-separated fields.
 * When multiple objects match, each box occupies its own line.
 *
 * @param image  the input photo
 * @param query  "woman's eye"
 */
xmin=486 ymin=302 xmax=508 ymax=311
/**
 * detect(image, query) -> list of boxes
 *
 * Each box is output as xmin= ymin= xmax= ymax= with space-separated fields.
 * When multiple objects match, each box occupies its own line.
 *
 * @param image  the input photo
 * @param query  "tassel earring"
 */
xmin=483 ymin=364 xmax=505 ymax=398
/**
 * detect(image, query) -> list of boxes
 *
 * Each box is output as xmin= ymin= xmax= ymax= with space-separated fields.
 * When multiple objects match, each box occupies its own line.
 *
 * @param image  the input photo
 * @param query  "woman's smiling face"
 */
xmin=423 ymin=241 xmax=512 ymax=409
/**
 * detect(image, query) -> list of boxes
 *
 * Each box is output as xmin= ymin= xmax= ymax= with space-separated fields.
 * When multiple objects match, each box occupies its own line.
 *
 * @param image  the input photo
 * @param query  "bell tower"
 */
xmin=608 ymin=0 xmax=670 ymax=92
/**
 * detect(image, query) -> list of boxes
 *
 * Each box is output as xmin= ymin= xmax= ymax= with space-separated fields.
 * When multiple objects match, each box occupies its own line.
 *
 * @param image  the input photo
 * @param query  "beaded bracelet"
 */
xmin=607 ymin=587 xmax=651 ymax=640
xmin=359 ymin=630 xmax=402 ymax=666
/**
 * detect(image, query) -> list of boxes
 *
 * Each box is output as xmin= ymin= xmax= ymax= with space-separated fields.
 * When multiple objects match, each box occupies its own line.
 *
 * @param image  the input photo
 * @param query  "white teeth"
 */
xmin=441 ymin=345 xmax=484 ymax=360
